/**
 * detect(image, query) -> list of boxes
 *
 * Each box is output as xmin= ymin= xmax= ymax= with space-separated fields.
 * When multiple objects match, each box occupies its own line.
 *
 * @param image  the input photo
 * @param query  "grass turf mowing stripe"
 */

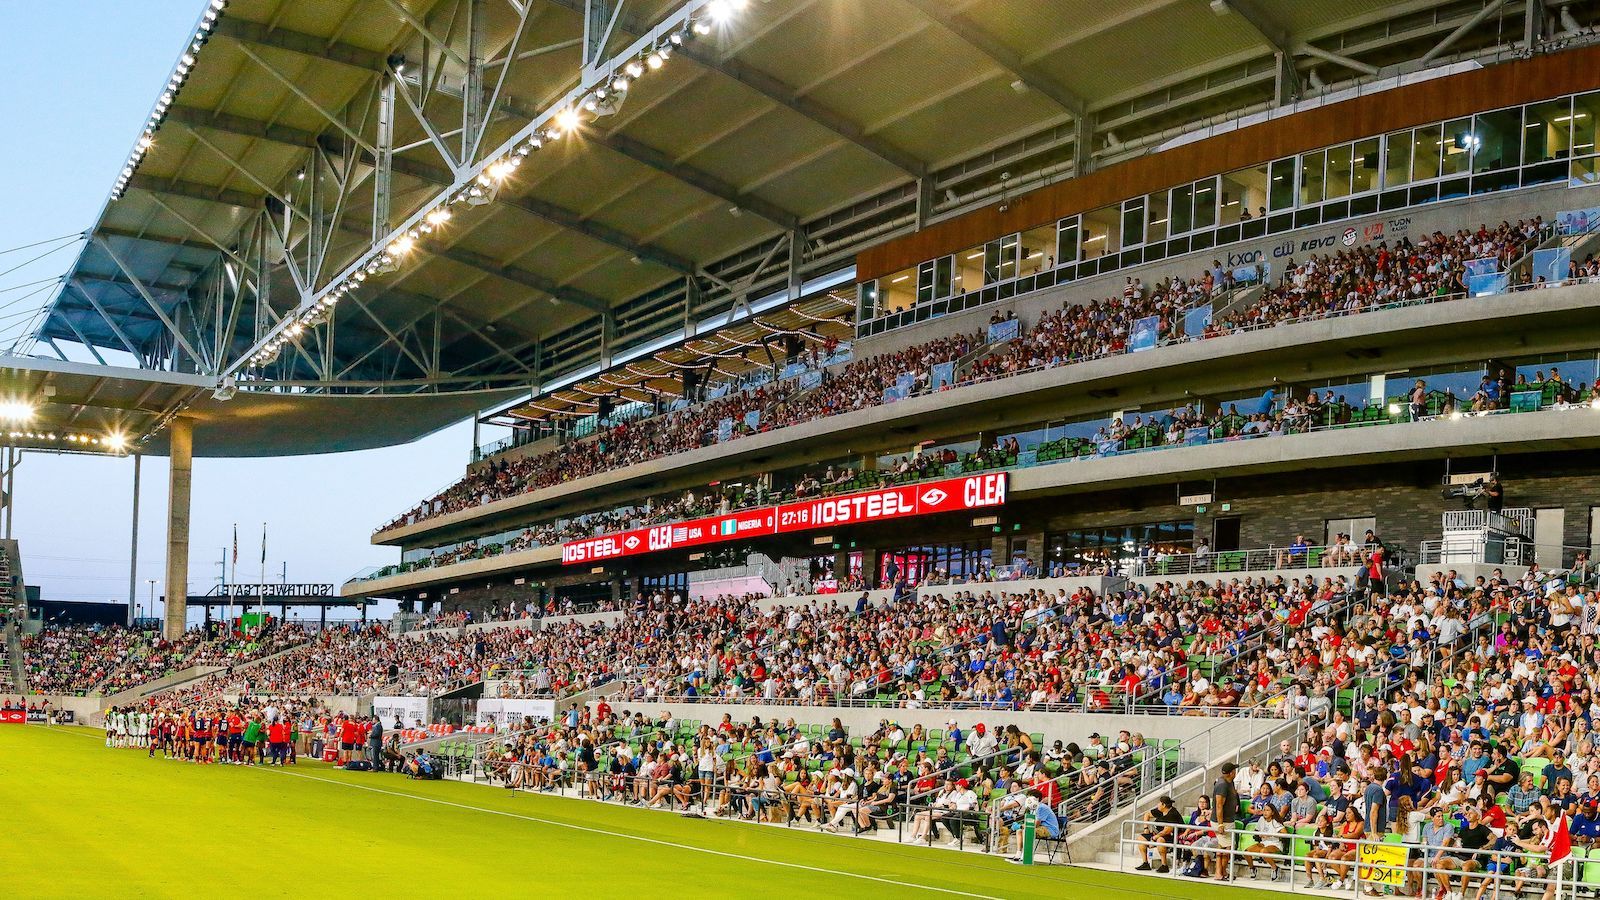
xmin=7 ymin=725 xmax=1264 ymax=900
xmin=262 ymin=767 xmax=1003 ymax=899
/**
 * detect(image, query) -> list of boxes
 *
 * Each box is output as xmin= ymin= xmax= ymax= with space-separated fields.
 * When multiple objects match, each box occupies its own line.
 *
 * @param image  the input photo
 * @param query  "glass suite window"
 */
xmin=1384 ymin=130 xmax=1412 ymax=190
xmin=1193 ymin=178 xmax=1217 ymax=230
xmin=1122 ymin=197 xmax=1146 ymax=248
xmin=1352 ymin=138 xmax=1380 ymax=193
xmin=1442 ymin=118 xmax=1473 ymax=176
xmin=1524 ymin=98 xmax=1574 ymax=163
xmin=1324 ymin=144 xmax=1353 ymax=199
xmin=1300 ymin=150 xmax=1326 ymax=205
xmin=1473 ymin=107 xmax=1523 ymax=172
xmin=1413 ymin=124 xmax=1443 ymax=181
xmin=1268 ymin=158 xmax=1295 ymax=210
xmin=1146 ymin=191 xmax=1170 ymax=243
xmin=1574 ymin=91 xmax=1599 ymax=156
xmin=1056 ymin=217 xmax=1080 ymax=265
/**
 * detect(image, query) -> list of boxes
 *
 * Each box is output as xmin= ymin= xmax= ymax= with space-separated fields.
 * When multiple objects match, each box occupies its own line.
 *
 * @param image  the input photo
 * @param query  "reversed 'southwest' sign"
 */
xmin=561 ymin=473 xmax=1007 ymax=565
xmin=218 ymin=583 xmax=335 ymax=597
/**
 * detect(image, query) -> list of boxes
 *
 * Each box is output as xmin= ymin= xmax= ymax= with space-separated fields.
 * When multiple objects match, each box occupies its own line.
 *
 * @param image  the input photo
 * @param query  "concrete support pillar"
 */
xmin=164 ymin=417 xmax=193 ymax=639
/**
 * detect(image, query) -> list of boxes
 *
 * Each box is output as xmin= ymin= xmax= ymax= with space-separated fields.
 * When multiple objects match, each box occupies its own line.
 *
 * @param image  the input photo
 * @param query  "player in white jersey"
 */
xmin=133 ymin=710 xmax=149 ymax=747
xmin=104 ymin=707 xmax=117 ymax=747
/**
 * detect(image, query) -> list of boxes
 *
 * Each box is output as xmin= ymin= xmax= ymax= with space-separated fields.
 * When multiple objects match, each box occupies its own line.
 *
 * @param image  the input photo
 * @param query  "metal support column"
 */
xmin=2 ymin=448 xmax=13 ymax=540
xmin=1073 ymin=113 xmax=1096 ymax=176
xmin=915 ymin=176 xmax=937 ymax=229
xmin=787 ymin=230 xmax=805 ymax=300
xmin=375 ymin=76 xmax=396 ymax=237
xmin=164 ymin=417 xmax=194 ymax=639
xmin=599 ymin=312 xmax=615 ymax=369
xmin=583 ymin=0 xmax=616 ymax=69
xmin=127 ymin=454 xmax=141 ymax=627
xmin=463 ymin=0 xmax=486 ymax=164
xmin=684 ymin=276 xmax=701 ymax=336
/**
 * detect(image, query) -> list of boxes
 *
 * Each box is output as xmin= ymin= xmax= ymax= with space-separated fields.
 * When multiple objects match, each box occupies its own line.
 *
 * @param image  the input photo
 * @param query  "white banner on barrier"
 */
xmin=475 ymin=698 xmax=556 ymax=729
xmin=373 ymin=695 xmax=430 ymax=729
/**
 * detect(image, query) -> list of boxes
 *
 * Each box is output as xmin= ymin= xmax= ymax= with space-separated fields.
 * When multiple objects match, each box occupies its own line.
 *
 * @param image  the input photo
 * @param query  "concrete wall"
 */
xmin=344 ymin=544 xmax=561 ymax=597
xmin=1124 ymin=566 xmax=1360 ymax=591
xmin=589 ymin=699 xmax=1272 ymax=750
xmin=540 ymin=609 xmax=627 ymax=628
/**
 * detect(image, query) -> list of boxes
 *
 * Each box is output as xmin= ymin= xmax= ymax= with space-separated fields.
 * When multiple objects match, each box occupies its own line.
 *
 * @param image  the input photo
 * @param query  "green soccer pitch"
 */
xmin=2 ymin=724 xmax=1264 ymax=899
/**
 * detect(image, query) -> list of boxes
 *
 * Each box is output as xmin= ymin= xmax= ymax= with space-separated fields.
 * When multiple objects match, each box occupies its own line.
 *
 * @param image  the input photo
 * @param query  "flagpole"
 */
xmin=227 ymin=523 xmax=236 ymax=629
xmin=256 ymin=522 xmax=266 ymax=625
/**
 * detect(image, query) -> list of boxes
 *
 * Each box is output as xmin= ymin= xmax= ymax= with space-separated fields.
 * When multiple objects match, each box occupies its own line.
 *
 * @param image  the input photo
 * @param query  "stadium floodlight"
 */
xmin=556 ymin=107 xmax=583 ymax=134
xmin=646 ymin=50 xmax=664 ymax=70
xmin=0 ymin=400 xmax=35 ymax=423
xmin=106 ymin=432 xmax=128 ymax=451
xmin=425 ymin=208 xmax=451 ymax=227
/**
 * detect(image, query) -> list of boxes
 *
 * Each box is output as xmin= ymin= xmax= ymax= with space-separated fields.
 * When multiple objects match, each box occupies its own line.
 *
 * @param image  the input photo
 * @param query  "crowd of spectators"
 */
xmin=1130 ymin=560 xmax=1600 ymax=893
xmin=21 ymin=622 xmax=308 ymax=696
xmin=380 ymin=220 xmax=1550 ymax=538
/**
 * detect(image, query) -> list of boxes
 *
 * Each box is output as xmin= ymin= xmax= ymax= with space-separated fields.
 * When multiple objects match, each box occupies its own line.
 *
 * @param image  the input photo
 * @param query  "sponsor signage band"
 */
xmin=561 ymin=473 xmax=1007 ymax=564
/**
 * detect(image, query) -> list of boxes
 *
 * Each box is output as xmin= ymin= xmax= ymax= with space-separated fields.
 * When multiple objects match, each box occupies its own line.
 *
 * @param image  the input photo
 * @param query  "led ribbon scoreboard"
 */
xmin=561 ymin=472 xmax=1008 ymax=565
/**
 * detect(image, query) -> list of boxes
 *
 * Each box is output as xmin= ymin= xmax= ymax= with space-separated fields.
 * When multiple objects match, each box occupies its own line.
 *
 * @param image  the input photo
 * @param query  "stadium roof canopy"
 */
xmin=26 ymin=0 xmax=1561 ymax=452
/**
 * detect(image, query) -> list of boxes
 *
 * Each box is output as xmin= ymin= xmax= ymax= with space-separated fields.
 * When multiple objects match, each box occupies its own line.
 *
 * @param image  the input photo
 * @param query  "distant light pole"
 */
xmin=144 ymin=579 xmax=156 ymax=624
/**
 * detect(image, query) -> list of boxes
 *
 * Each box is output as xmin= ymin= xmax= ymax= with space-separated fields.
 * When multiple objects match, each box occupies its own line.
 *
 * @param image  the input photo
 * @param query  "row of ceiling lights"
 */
xmin=111 ymin=0 xmax=228 ymax=201
xmin=0 ymin=401 xmax=128 ymax=451
xmin=248 ymin=0 xmax=748 ymax=369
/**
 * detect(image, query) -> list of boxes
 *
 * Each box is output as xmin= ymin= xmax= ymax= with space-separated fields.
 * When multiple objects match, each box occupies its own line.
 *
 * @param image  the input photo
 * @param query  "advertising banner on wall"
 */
xmin=987 ymin=318 xmax=1020 ymax=343
xmin=1532 ymin=247 xmax=1571 ymax=285
xmin=475 ymin=698 xmax=556 ymax=729
xmin=1467 ymin=272 xmax=1510 ymax=297
xmin=930 ymin=361 xmax=956 ymax=390
xmin=373 ymin=696 xmax=430 ymax=729
xmin=1557 ymin=207 xmax=1600 ymax=235
xmin=1129 ymin=315 xmax=1160 ymax=352
xmin=562 ymin=473 xmax=1008 ymax=564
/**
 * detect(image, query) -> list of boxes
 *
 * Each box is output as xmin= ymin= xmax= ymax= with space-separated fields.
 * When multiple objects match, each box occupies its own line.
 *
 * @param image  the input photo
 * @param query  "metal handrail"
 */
xmin=1117 ymin=816 xmax=1581 ymax=899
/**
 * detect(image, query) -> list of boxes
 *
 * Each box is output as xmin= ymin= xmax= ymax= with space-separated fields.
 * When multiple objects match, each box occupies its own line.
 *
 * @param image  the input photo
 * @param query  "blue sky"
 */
xmin=0 ymin=3 xmax=480 ymax=622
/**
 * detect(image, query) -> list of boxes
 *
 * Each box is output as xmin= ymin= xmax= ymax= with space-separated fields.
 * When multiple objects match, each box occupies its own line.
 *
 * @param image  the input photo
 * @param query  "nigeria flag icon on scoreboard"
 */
xmin=719 ymin=519 xmax=737 ymax=535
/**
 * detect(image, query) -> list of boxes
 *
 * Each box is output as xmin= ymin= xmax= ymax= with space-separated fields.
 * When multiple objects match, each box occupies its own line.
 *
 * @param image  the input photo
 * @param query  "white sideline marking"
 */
xmin=262 ymin=767 xmax=1002 ymax=899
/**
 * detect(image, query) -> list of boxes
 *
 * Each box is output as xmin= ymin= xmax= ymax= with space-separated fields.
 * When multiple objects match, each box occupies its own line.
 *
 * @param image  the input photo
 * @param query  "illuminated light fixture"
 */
xmin=390 ymin=235 xmax=415 ymax=255
xmin=624 ymin=60 xmax=644 ymax=79
xmin=707 ymin=0 xmax=737 ymax=23
xmin=425 ymin=208 xmax=451 ymax=227
xmin=693 ymin=18 xmax=712 ymax=35
xmin=612 ymin=75 xmax=630 ymax=92
xmin=487 ymin=159 xmax=515 ymax=180
xmin=556 ymin=106 xmax=582 ymax=134
xmin=669 ymin=30 xmax=685 ymax=45
xmin=646 ymin=51 xmax=664 ymax=70
xmin=0 ymin=400 xmax=35 ymax=423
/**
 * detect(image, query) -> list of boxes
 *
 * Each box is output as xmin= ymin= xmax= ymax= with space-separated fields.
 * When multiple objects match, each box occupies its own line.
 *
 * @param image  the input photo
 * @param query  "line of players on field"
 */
xmin=103 ymin=704 xmax=297 ymax=765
